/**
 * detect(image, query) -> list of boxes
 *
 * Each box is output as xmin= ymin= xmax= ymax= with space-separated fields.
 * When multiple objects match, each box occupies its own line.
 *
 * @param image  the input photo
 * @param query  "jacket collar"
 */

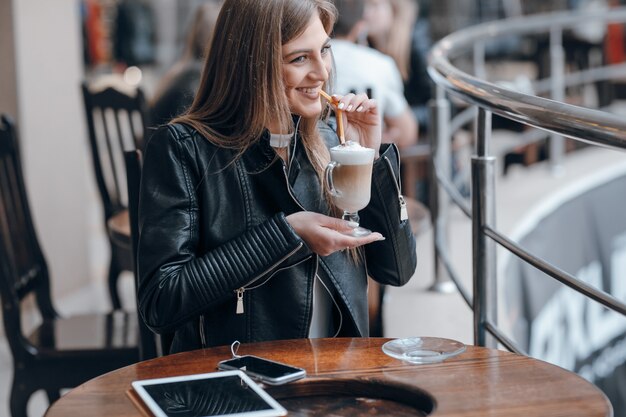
xmin=241 ymin=115 xmax=302 ymax=174
xmin=240 ymin=130 xmax=280 ymax=174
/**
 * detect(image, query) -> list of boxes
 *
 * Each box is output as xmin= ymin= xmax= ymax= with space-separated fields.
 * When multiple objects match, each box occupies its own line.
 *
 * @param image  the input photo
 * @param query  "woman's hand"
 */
xmin=331 ymin=93 xmax=382 ymax=157
xmin=286 ymin=211 xmax=385 ymax=256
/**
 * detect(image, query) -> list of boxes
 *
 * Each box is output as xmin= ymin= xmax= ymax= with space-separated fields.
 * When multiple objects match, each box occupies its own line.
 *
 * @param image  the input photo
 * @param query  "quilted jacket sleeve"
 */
xmin=137 ymin=125 xmax=305 ymax=333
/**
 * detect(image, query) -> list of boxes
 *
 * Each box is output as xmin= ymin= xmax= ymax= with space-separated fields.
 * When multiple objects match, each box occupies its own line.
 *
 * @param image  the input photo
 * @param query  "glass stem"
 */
xmin=342 ymin=211 xmax=359 ymax=226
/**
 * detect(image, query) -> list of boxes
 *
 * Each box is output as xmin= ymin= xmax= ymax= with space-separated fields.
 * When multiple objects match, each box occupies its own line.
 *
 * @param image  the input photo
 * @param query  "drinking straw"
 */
xmin=320 ymin=90 xmax=346 ymax=145
xmin=319 ymin=90 xmax=333 ymax=102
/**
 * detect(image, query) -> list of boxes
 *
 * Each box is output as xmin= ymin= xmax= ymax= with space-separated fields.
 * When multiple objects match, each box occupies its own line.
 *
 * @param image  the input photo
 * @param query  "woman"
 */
xmin=137 ymin=0 xmax=417 ymax=354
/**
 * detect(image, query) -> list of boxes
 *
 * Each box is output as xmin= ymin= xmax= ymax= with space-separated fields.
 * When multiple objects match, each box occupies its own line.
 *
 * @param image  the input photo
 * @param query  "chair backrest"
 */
xmin=0 ymin=114 xmax=57 ymax=358
xmin=124 ymin=150 xmax=142 ymax=276
xmin=81 ymin=81 xmax=147 ymax=222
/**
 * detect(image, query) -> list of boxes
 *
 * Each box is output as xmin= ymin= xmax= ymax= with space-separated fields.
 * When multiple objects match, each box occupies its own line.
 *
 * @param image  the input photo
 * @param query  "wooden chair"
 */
xmin=81 ymin=81 xmax=148 ymax=309
xmin=0 ymin=115 xmax=139 ymax=417
xmin=124 ymin=149 xmax=173 ymax=359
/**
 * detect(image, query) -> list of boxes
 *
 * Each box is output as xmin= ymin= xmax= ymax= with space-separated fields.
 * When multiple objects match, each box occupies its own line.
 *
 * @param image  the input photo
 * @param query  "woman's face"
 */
xmin=281 ymin=13 xmax=332 ymax=119
xmin=364 ymin=0 xmax=393 ymax=37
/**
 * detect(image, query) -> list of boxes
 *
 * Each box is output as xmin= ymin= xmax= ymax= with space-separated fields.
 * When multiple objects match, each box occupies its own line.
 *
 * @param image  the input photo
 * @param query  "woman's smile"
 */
xmin=296 ymin=86 xmax=323 ymax=99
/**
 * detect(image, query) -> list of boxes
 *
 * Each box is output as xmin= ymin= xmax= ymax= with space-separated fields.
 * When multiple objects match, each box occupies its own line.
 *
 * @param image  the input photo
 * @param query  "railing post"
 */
xmin=473 ymin=41 xmax=486 ymax=79
xmin=428 ymin=84 xmax=456 ymax=293
xmin=472 ymin=107 xmax=497 ymax=348
xmin=549 ymin=25 xmax=565 ymax=174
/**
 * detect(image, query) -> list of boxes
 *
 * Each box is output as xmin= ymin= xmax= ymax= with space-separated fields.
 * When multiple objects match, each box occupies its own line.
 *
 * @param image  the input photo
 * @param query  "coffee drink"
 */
xmin=327 ymin=142 xmax=375 ymax=213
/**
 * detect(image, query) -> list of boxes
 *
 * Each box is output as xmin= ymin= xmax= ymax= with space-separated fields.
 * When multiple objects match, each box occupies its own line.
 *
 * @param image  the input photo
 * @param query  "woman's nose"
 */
xmin=310 ymin=56 xmax=329 ymax=81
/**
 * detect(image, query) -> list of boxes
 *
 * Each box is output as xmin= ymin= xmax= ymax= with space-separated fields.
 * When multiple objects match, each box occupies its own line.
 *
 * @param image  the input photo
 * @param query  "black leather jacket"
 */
xmin=137 ymin=121 xmax=417 ymax=353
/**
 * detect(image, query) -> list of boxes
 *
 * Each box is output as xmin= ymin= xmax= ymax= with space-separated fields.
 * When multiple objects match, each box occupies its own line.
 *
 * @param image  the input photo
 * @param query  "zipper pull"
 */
xmin=399 ymin=195 xmax=409 ymax=221
xmin=236 ymin=288 xmax=245 ymax=314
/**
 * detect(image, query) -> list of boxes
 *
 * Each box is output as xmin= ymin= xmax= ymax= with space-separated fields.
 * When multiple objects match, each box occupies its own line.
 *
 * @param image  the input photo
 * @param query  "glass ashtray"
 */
xmin=382 ymin=337 xmax=466 ymax=364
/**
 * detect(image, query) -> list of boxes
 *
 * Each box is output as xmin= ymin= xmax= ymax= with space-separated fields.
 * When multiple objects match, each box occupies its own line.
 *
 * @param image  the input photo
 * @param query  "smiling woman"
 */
xmin=136 ymin=0 xmax=417 ymax=354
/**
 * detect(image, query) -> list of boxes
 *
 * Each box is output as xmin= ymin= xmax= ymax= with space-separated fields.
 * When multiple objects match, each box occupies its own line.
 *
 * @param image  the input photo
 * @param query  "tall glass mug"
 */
xmin=324 ymin=141 xmax=376 ymax=237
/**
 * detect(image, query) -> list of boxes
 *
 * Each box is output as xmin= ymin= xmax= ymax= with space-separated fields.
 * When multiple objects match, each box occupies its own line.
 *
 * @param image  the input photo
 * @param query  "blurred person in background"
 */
xmin=332 ymin=0 xmax=418 ymax=148
xmin=149 ymin=0 xmax=223 ymax=127
xmin=137 ymin=0 xmax=417 ymax=353
xmin=113 ymin=0 xmax=157 ymax=68
xmin=364 ymin=0 xmax=432 ymax=134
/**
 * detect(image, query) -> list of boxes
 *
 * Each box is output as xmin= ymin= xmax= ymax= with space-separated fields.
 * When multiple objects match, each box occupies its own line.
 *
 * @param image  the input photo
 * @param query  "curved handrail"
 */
xmin=426 ymin=7 xmax=626 ymax=354
xmin=428 ymin=8 xmax=626 ymax=150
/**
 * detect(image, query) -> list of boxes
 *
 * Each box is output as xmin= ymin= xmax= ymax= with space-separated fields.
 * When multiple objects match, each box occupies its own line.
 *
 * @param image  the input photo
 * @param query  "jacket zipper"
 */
xmin=200 ymin=245 xmax=308 ymax=347
xmin=233 ymin=143 xmax=309 ymax=315
xmin=234 ymin=241 xmax=304 ymax=314
xmin=383 ymin=155 xmax=408 ymax=221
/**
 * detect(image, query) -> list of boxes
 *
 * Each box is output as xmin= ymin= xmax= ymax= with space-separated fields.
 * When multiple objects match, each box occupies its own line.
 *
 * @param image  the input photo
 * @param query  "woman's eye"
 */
xmin=321 ymin=45 xmax=331 ymax=55
xmin=290 ymin=55 xmax=306 ymax=64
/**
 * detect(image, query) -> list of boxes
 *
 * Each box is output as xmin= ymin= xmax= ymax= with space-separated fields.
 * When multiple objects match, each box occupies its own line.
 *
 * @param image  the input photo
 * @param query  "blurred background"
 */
xmin=1 ymin=0 xmax=626 ymax=416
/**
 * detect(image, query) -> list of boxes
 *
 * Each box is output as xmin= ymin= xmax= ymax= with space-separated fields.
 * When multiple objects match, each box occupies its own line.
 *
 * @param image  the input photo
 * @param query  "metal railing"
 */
xmin=427 ymin=8 xmax=626 ymax=353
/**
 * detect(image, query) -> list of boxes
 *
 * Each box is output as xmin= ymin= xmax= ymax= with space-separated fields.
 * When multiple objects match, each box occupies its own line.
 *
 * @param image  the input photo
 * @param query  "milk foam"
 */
xmin=330 ymin=141 xmax=375 ymax=165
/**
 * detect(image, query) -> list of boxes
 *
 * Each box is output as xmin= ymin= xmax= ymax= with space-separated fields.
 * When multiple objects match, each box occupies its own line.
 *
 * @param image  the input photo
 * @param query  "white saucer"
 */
xmin=382 ymin=337 xmax=466 ymax=364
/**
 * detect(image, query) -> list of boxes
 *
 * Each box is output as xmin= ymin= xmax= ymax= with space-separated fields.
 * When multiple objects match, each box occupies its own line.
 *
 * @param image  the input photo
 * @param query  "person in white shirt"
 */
xmin=331 ymin=0 xmax=417 ymax=148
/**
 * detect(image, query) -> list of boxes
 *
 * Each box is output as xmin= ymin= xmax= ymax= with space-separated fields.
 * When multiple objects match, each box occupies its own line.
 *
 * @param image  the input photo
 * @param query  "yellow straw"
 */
xmin=319 ymin=90 xmax=345 ymax=145
xmin=319 ymin=90 xmax=333 ymax=102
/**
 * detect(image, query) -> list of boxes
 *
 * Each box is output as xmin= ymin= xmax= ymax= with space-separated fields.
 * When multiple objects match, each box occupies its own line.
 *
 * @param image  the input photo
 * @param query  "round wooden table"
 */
xmin=45 ymin=338 xmax=611 ymax=417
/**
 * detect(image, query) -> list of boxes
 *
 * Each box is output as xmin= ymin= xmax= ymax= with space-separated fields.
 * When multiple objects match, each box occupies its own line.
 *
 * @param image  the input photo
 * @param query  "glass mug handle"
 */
xmin=324 ymin=160 xmax=340 ymax=197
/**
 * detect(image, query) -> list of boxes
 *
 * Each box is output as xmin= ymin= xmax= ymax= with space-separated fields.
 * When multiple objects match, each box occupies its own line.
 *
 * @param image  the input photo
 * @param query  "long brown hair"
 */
xmin=174 ymin=0 xmax=337 ymax=181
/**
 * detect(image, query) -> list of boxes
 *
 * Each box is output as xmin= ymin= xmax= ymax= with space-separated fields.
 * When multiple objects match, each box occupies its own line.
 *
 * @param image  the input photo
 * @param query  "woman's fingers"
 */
xmin=285 ymin=212 xmax=384 ymax=256
xmin=329 ymin=93 xmax=379 ymax=127
xmin=321 ymin=216 xmax=385 ymax=244
xmin=331 ymin=92 xmax=380 ymax=141
xmin=319 ymin=215 xmax=359 ymax=232
xmin=332 ymin=93 xmax=373 ymax=113
xmin=338 ymin=232 xmax=385 ymax=248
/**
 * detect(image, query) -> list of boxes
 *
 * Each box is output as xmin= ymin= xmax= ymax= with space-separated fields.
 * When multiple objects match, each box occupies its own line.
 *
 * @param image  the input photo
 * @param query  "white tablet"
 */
xmin=131 ymin=370 xmax=287 ymax=417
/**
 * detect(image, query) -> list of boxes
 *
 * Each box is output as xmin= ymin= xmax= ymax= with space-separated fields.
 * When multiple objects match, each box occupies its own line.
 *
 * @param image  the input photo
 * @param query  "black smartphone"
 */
xmin=217 ymin=355 xmax=306 ymax=385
